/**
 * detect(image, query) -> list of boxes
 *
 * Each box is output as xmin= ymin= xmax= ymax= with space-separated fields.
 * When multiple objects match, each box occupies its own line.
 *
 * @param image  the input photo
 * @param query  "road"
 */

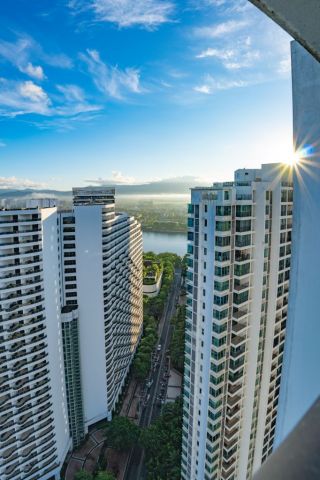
xmin=125 ymin=269 xmax=181 ymax=480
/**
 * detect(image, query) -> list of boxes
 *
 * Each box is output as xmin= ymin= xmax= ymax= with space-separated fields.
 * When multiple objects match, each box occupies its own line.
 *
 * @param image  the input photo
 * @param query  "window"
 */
xmin=215 ymin=251 xmax=230 ymax=262
xmin=214 ymin=280 xmax=229 ymax=292
xmin=204 ymin=233 xmax=207 ymax=241
xmin=188 ymin=217 xmax=194 ymax=228
xmin=224 ymin=191 xmax=230 ymax=200
xmin=281 ymin=190 xmax=288 ymax=202
xmin=216 ymin=221 xmax=231 ymax=232
xmin=188 ymin=203 xmax=194 ymax=214
xmin=234 ymin=263 xmax=250 ymax=276
xmin=204 ymin=204 xmax=208 ymax=213
xmin=213 ymin=308 xmax=228 ymax=320
xmin=214 ymin=294 xmax=228 ymax=306
xmin=63 ymin=216 xmax=75 ymax=224
xmin=214 ymin=266 xmax=230 ymax=277
xmin=215 ymin=236 xmax=230 ymax=247
xmin=187 ymin=244 xmax=194 ymax=254
xmin=236 ymin=205 xmax=252 ymax=217
xmin=233 ymin=291 xmax=249 ymax=304
xmin=235 ymin=234 xmax=251 ymax=247
xmin=64 ymin=243 xmax=75 ymax=249
xmin=236 ymin=220 xmax=251 ymax=232
xmin=216 ymin=205 xmax=231 ymax=216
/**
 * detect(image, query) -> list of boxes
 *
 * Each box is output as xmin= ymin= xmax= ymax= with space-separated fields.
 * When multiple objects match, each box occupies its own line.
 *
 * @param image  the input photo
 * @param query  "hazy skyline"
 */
xmin=0 ymin=0 xmax=292 ymax=190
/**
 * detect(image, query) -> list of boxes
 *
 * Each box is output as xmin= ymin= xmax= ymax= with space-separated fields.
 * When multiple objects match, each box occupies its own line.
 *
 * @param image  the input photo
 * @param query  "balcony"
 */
xmin=233 ymin=308 xmax=248 ymax=319
xmin=234 ymin=281 xmax=250 ymax=291
xmin=232 ymin=321 xmax=248 ymax=335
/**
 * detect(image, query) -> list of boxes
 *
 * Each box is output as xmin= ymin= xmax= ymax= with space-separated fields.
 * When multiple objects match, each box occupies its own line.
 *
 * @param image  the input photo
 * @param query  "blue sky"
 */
xmin=0 ymin=0 xmax=293 ymax=190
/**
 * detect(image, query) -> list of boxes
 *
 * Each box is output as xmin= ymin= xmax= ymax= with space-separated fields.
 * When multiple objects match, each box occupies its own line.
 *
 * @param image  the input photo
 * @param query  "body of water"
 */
xmin=143 ymin=231 xmax=187 ymax=257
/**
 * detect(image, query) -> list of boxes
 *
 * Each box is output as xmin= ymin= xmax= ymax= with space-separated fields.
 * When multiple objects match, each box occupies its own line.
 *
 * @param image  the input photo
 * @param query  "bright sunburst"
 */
xmin=283 ymin=149 xmax=302 ymax=166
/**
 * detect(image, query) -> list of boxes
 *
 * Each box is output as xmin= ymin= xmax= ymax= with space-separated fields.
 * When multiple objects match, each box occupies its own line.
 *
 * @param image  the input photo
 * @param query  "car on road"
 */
xmin=157 ymin=344 xmax=162 ymax=352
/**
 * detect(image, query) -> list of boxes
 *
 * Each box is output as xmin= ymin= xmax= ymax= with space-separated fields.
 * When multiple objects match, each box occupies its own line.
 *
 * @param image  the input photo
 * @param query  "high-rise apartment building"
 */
xmin=182 ymin=164 xmax=293 ymax=480
xmin=0 ymin=187 xmax=143 ymax=479
xmin=60 ymin=188 xmax=143 ymax=436
xmin=0 ymin=207 xmax=70 ymax=480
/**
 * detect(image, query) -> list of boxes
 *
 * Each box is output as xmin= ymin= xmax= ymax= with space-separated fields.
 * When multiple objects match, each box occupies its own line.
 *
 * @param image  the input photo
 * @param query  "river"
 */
xmin=142 ymin=231 xmax=187 ymax=257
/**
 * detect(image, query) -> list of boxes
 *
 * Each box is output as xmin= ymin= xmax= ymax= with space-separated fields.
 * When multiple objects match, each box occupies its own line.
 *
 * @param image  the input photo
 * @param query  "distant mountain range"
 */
xmin=0 ymin=176 xmax=211 ymax=200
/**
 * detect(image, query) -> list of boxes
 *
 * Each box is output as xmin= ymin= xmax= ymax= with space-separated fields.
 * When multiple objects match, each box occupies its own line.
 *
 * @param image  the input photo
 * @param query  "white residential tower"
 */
xmin=182 ymin=164 xmax=293 ymax=480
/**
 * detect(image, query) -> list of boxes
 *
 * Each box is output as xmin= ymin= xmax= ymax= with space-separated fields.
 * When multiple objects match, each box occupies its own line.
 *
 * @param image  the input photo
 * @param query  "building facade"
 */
xmin=0 ymin=207 xmax=70 ymax=480
xmin=0 ymin=187 xmax=143 ymax=479
xmin=181 ymin=164 xmax=293 ymax=480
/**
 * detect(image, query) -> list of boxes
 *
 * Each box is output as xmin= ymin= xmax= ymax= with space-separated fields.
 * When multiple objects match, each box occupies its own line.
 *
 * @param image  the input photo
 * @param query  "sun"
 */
xmin=283 ymin=149 xmax=302 ymax=166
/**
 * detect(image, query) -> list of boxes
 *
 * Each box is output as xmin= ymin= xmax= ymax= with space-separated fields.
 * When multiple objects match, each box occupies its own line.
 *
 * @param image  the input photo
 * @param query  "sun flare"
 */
xmin=283 ymin=149 xmax=302 ymax=166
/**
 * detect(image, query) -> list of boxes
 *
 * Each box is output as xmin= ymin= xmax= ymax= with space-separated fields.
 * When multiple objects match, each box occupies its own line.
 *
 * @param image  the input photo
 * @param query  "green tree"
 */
xmin=74 ymin=471 xmax=93 ymax=480
xmin=140 ymin=398 xmax=182 ymax=480
xmin=170 ymin=305 xmax=186 ymax=373
xmin=105 ymin=416 xmax=140 ymax=451
xmin=95 ymin=472 xmax=116 ymax=480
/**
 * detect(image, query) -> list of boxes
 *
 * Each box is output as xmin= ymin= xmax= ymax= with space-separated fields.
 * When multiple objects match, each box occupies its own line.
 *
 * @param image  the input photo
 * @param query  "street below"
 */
xmin=124 ymin=268 xmax=182 ymax=480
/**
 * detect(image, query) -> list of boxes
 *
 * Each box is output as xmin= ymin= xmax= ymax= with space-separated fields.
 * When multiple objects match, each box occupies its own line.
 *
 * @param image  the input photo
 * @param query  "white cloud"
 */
xmin=194 ymin=85 xmax=211 ymax=94
xmin=192 ymin=1 xmax=291 ymax=82
xmin=0 ymin=176 xmax=46 ymax=189
xmin=69 ymin=0 xmax=175 ymax=29
xmin=56 ymin=84 xmax=85 ymax=102
xmin=197 ymin=45 xmax=261 ymax=70
xmin=0 ymin=79 xmax=51 ymax=116
xmin=0 ymin=140 xmax=6 ymax=147
xmin=0 ymin=79 xmax=101 ymax=119
xmin=85 ymin=171 xmax=136 ymax=185
xmin=196 ymin=47 xmax=235 ymax=60
xmin=0 ymin=34 xmax=72 ymax=78
xmin=80 ymin=49 xmax=141 ymax=99
xmin=21 ymin=62 xmax=45 ymax=80
xmin=194 ymin=75 xmax=248 ymax=94
xmin=195 ymin=20 xmax=248 ymax=38
xmin=278 ymin=57 xmax=291 ymax=75
xmin=0 ymin=37 xmax=46 ymax=79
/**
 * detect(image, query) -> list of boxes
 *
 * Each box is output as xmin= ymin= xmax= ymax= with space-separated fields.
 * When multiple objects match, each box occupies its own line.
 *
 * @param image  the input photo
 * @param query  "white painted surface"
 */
xmin=276 ymin=42 xmax=320 ymax=445
xmin=74 ymin=205 xmax=109 ymax=426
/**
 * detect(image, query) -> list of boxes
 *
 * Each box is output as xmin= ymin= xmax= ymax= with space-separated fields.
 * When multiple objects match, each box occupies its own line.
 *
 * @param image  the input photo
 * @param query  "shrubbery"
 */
xmin=140 ymin=398 xmax=182 ymax=480
xmin=170 ymin=305 xmax=186 ymax=373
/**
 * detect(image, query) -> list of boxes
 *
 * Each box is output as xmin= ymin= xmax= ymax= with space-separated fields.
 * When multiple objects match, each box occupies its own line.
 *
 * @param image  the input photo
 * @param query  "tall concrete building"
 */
xmin=60 ymin=188 xmax=143 ymax=436
xmin=0 ymin=187 xmax=143 ymax=479
xmin=181 ymin=164 xmax=293 ymax=480
xmin=0 ymin=206 xmax=70 ymax=480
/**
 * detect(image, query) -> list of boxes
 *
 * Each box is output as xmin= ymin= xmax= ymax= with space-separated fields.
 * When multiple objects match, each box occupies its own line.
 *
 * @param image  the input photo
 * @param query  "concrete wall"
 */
xmin=75 ymin=205 xmax=109 ymax=427
xmin=275 ymin=42 xmax=320 ymax=445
